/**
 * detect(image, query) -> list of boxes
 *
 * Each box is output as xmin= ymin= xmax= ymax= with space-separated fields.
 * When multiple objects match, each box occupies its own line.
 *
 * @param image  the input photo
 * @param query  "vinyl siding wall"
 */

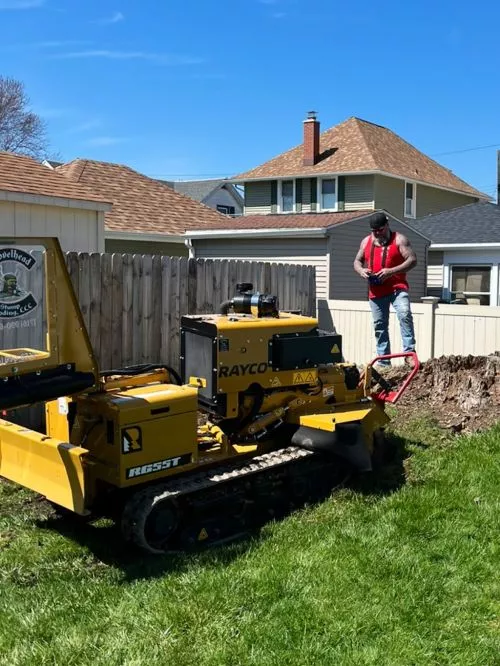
xmin=192 ymin=237 xmax=328 ymax=299
xmin=203 ymin=187 xmax=243 ymax=215
xmin=426 ymin=250 xmax=444 ymax=298
xmin=373 ymin=175 xmax=405 ymax=219
xmin=344 ymin=175 xmax=374 ymax=210
xmin=244 ymin=181 xmax=272 ymax=214
xmin=416 ymin=185 xmax=478 ymax=217
xmin=327 ymin=216 xmax=429 ymax=301
xmin=0 ymin=200 xmax=103 ymax=252
xmin=104 ymin=239 xmax=188 ymax=257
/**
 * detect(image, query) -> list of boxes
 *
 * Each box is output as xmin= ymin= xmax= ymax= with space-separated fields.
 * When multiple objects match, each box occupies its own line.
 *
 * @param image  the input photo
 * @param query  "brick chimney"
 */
xmin=303 ymin=111 xmax=320 ymax=166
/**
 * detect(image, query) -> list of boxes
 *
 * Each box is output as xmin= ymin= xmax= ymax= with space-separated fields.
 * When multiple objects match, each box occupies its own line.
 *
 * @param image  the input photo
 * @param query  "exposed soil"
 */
xmin=384 ymin=354 xmax=500 ymax=434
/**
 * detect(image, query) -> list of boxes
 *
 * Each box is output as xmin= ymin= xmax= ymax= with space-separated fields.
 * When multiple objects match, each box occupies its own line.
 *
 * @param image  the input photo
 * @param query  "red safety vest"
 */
xmin=364 ymin=232 xmax=409 ymax=299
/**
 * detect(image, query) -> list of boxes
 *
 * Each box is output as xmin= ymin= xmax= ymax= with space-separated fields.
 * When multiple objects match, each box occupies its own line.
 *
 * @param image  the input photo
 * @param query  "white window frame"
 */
xmin=449 ymin=263 xmax=492 ymax=305
xmin=442 ymin=252 xmax=500 ymax=306
xmin=316 ymin=176 xmax=338 ymax=212
xmin=404 ymin=181 xmax=417 ymax=218
xmin=278 ymin=179 xmax=296 ymax=213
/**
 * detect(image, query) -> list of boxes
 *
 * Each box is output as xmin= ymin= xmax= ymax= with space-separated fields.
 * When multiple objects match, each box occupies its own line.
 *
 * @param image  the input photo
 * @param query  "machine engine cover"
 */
xmin=269 ymin=330 xmax=342 ymax=371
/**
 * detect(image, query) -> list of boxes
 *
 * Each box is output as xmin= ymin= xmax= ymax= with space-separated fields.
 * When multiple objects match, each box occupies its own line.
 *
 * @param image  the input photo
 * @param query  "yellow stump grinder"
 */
xmin=0 ymin=238 xmax=418 ymax=553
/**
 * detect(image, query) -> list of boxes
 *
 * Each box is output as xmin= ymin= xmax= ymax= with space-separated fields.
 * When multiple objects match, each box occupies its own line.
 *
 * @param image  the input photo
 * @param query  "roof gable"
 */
xmin=234 ymin=117 xmax=487 ymax=199
xmin=57 ymin=159 xmax=230 ymax=236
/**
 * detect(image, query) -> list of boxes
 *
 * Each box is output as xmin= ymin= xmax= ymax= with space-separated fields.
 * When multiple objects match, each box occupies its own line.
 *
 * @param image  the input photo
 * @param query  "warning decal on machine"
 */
xmin=292 ymin=370 xmax=318 ymax=385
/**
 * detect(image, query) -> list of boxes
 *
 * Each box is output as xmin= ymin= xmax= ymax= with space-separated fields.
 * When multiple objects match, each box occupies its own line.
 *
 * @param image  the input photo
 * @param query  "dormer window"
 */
xmin=318 ymin=177 xmax=337 ymax=211
xmin=279 ymin=180 xmax=295 ymax=212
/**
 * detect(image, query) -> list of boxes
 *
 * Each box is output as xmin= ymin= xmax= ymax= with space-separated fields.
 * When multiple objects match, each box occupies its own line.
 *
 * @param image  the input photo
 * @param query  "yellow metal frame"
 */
xmin=0 ymin=237 xmax=98 ymax=381
xmin=0 ymin=418 xmax=88 ymax=514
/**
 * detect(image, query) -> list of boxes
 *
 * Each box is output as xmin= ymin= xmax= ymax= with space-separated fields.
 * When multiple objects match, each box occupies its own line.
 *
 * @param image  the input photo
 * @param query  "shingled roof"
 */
xmin=234 ymin=117 xmax=487 ymax=199
xmin=409 ymin=202 xmax=500 ymax=244
xmin=0 ymin=151 xmax=110 ymax=205
xmin=185 ymin=211 xmax=368 ymax=233
xmin=57 ymin=159 xmax=229 ymax=235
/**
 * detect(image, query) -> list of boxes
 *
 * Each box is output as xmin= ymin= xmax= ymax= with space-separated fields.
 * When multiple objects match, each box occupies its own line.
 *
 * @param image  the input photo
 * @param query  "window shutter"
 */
xmin=337 ymin=176 xmax=345 ymax=211
xmin=310 ymin=177 xmax=317 ymax=211
xmin=271 ymin=181 xmax=278 ymax=213
xmin=295 ymin=179 xmax=302 ymax=213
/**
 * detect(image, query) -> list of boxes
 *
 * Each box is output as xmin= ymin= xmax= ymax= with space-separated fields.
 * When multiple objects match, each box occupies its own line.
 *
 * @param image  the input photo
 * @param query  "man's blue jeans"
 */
xmin=369 ymin=289 xmax=416 ymax=365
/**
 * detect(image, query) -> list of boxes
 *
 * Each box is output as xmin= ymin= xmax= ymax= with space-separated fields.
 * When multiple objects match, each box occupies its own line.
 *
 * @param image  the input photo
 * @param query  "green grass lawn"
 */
xmin=0 ymin=415 xmax=499 ymax=666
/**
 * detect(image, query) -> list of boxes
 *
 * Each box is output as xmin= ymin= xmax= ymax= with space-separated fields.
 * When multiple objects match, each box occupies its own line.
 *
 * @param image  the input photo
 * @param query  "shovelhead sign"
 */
xmin=0 ymin=248 xmax=38 ymax=319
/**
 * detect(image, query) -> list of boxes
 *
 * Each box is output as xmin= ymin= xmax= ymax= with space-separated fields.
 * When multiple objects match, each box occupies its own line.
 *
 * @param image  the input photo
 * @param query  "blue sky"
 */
xmin=1 ymin=0 xmax=499 ymax=198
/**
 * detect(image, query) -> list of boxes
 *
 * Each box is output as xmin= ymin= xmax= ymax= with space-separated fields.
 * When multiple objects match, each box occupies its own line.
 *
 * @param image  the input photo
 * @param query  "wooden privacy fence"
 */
xmin=65 ymin=253 xmax=316 ymax=372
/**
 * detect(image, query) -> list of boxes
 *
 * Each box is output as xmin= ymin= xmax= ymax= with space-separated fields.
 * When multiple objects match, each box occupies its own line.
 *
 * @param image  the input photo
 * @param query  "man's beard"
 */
xmin=378 ymin=235 xmax=389 ymax=246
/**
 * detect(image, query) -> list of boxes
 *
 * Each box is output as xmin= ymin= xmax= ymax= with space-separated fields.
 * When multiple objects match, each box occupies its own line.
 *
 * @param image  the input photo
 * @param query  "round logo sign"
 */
xmin=0 ymin=248 xmax=38 ymax=319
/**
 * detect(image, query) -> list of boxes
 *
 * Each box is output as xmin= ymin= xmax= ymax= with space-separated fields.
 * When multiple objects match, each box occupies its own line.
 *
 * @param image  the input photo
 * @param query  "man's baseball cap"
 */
xmin=369 ymin=212 xmax=389 ymax=229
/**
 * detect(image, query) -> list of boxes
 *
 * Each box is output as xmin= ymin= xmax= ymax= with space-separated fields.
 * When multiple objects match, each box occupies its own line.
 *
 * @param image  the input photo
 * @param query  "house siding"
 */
xmin=105 ymin=239 xmax=187 ymax=257
xmin=203 ymin=187 xmax=243 ymax=215
xmin=345 ymin=175 xmax=374 ymax=211
xmin=193 ymin=237 xmax=328 ymax=299
xmin=244 ymin=181 xmax=272 ymax=215
xmin=373 ymin=175 xmax=405 ymax=219
xmin=416 ymin=185 xmax=478 ymax=217
xmin=426 ymin=250 xmax=444 ymax=298
xmin=0 ymin=199 xmax=103 ymax=252
xmin=327 ymin=216 xmax=429 ymax=302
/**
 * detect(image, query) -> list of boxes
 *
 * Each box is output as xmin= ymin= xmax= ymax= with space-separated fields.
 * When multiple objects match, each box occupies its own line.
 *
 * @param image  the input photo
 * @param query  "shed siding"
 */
xmin=105 ymin=239 xmax=188 ymax=257
xmin=193 ymin=237 xmax=328 ymax=299
xmin=327 ymin=217 xmax=429 ymax=302
xmin=416 ymin=185 xmax=478 ymax=217
xmin=373 ymin=175 xmax=405 ymax=219
xmin=344 ymin=175 xmax=374 ymax=211
xmin=0 ymin=200 xmax=102 ymax=252
xmin=244 ymin=181 xmax=272 ymax=215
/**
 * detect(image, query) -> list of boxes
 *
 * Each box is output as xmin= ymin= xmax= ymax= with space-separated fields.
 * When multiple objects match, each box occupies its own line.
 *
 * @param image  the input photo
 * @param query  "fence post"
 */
xmin=419 ymin=297 xmax=440 ymax=361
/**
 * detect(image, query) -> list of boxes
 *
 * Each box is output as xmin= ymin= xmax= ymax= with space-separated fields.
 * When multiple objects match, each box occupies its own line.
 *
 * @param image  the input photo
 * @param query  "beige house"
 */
xmin=185 ymin=112 xmax=487 ymax=300
xmin=237 ymin=112 xmax=488 ymax=220
xmin=56 ymin=159 xmax=230 ymax=256
xmin=0 ymin=152 xmax=111 ymax=252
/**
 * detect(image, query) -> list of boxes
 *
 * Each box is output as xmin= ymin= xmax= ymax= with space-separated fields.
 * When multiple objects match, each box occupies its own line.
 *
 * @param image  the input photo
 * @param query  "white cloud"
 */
xmin=0 ymin=0 xmax=43 ymax=7
xmin=33 ymin=40 xmax=91 ymax=48
xmin=93 ymin=11 xmax=124 ymax=25
xmin=70 ymin=119 xmax=102 ymax=133
xmin=51 ymin=50 xmax=204 ymax=65
xmin=37 ymin=107 xmax=73 ymax=119
xmin=87 ymin=136 xmax=127 ymax=147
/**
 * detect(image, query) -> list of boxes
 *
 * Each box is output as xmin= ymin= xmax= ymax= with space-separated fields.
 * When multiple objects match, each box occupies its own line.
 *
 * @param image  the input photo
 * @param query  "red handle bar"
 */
xmin=368 ymin=351 xmax=420 ymax=404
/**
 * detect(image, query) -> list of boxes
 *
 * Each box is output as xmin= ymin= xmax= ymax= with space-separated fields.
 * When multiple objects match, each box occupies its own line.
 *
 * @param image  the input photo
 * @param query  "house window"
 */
xmin=216 ymin=205 xmax=235 ymax=215
xmin=451 ymin=266 xmax=491 ymax=305
xmin=279 ymin=180 xmax=295 ymax=212
xmin=319 ymin=178 xmax=337 ymax=210
xmin=405 ymin=181 xmax=416 ymax=218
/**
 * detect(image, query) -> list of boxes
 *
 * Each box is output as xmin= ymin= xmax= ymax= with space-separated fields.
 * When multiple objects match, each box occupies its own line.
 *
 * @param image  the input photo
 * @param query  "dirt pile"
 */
xmin=387 ymin=355 xmax=500 ymax=434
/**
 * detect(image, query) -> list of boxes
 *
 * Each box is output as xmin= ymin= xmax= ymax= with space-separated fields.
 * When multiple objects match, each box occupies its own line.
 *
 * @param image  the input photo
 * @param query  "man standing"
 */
xmin=353 ymin=211 xmax=417 ymax=366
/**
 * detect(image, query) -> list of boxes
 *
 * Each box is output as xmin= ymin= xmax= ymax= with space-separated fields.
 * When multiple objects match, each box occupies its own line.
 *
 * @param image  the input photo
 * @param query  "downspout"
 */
xmin=185 ymin=238 xmax=195 ymax=259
